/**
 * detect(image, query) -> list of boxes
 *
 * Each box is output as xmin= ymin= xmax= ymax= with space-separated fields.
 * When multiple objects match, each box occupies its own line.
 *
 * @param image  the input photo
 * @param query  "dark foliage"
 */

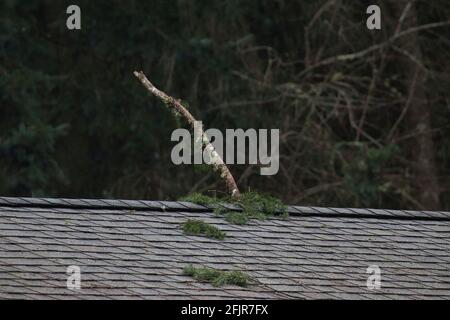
xmin=1 ymin=1 xmax=449 ymax=210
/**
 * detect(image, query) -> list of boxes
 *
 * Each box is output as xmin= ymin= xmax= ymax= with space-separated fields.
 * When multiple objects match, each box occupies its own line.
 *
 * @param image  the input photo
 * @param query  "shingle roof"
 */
xmin=0 ymin=197 xmax=449 ymax=300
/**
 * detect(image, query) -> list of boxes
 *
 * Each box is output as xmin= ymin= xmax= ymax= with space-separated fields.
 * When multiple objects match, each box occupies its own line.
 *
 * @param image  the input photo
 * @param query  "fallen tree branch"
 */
xmin=133 ymin=70 xmax=241 ymax=198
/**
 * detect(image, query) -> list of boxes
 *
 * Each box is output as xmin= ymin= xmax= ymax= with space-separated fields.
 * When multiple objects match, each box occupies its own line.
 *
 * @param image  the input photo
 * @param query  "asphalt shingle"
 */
xmin=0 ymin=197 xmax=449 ymax=300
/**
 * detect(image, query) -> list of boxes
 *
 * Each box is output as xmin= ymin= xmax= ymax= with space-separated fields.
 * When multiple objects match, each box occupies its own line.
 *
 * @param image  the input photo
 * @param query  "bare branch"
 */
xmin=299 ymin=21 xmax=450 ymax=78
xmin=133 ymin=71 xmax=241 ymax=198
xmin=395 ymin=1 xmax=413 ymax=35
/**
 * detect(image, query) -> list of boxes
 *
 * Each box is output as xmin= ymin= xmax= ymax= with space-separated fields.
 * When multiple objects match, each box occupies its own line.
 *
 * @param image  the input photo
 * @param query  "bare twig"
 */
xmin=387 ymin=66 xmax=419 ymax=142
xmin=395 ymin=1 xmax=413 ymax=35
xmin=304 ymin=0 xmax=336 ymax=66
xmin=298 ymin=21 xmax=450 ymax=78
xmin=133 ymin=71 xmax=241 ymax=198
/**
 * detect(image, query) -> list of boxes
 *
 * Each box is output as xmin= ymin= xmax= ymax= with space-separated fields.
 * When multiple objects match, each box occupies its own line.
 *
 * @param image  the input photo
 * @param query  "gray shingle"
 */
xmin=0 ymin=196 xmax=449 ymax=300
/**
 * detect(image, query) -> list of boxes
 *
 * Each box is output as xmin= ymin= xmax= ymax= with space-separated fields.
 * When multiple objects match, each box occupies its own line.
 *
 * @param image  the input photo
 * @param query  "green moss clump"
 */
xmin=179 ymin=193 xmax=222 ymax=206
xmin=182 ymin=219 xmax=226 ymax=240
xmin=225 ymin=212 xmax=249 ymax=225
xmin=183 ymin=265 xmax=252 ymax=287
xmin=179 ymin=191 xmax=288 ymax=225
xmin=236 ymin=191 xmax=287 ymax=218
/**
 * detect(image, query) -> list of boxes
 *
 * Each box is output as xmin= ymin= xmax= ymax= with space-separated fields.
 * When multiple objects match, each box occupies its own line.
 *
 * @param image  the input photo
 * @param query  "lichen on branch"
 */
xmin=133 ymin=70 xmax=240 ymax=198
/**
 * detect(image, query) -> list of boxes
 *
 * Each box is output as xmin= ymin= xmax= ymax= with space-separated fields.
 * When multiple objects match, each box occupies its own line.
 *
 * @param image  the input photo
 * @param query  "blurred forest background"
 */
xmin=0 ymin=0 xmax=449 ymax=210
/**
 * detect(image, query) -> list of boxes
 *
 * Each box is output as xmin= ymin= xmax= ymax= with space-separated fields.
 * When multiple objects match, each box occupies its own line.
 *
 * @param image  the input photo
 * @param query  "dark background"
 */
xmin=0 ymin=0 xmax=449 ymax=210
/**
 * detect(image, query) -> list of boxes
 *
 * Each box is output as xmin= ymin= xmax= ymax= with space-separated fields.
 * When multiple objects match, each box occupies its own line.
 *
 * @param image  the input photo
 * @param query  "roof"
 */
xmin=0 ymin=197 xmax=449 ymax=300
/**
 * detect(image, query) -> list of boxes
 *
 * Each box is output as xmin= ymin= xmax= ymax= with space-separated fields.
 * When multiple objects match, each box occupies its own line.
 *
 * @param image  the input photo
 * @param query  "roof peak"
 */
xmin=0 ymin=196 xmax=448 ymax=221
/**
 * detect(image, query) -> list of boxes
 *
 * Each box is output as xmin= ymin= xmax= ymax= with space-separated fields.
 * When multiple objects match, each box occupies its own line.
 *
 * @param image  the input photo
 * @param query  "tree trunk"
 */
xmin=393 ymin=0 xmax=440 ymax=210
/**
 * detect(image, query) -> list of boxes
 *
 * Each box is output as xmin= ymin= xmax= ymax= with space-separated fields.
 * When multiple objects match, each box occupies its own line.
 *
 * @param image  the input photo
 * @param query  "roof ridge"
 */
xmin=0 ymin=196 xmax=448 ymax=221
